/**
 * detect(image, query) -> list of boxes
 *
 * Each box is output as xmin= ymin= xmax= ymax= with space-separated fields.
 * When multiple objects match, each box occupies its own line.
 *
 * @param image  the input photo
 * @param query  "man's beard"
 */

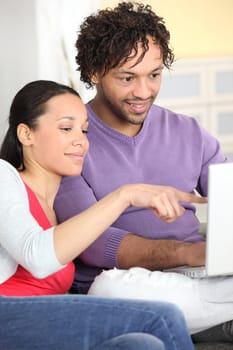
xmin=102 ymin=90 xmax=154 ymax=125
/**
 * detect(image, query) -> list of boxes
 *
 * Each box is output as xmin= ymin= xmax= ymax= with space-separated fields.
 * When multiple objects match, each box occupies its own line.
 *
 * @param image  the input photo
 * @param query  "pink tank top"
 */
xmin=0 ymin=182 xmax=75 ymax=296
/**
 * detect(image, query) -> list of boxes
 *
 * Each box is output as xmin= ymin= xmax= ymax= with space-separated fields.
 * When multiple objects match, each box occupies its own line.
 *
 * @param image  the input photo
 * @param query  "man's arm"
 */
xmin=55 ymin=176 xmax=206 ymax=270
xmin=117 ymin=234 xmax=206 ymax=270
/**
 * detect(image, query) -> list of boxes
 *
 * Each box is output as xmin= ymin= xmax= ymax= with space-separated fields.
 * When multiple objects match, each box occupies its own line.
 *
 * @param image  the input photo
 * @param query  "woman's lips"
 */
xmin=65 ymin=152 xmax=85 ymax=161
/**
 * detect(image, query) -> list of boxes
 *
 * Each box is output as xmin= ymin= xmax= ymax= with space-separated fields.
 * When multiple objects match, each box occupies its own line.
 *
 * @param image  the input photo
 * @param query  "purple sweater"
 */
xmin=54 ymin=103 xmax=226 ymax=293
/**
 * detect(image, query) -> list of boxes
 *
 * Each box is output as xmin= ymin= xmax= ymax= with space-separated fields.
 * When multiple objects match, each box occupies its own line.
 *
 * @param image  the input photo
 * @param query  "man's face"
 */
xmin=93 ymin=36 xmax=163 ymax=135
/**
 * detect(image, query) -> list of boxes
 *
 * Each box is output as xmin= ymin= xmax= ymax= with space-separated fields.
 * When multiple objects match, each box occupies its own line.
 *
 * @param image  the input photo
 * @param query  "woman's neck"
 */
xmin=19 ymin=167 xmax=61 ymax=225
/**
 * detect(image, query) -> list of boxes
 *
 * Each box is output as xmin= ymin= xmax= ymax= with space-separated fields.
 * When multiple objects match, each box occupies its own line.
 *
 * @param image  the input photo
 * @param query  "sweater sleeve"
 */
xmin=197 ymin=126 xmax=227 ymax=196
xmin=54 ymin=175 xmax=128 ymax=268
xmin=0 ymin=160 xmax=65 ymax=280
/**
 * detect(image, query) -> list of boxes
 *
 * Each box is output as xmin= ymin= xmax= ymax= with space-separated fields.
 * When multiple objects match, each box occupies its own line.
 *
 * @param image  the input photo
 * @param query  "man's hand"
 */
xmin=177 ymin=241 xmax=206 ymax=267
xmin=116 ymin=184 xmax=207 ymax=270
xmin=118 ymin=235 xmax=206 ymax=270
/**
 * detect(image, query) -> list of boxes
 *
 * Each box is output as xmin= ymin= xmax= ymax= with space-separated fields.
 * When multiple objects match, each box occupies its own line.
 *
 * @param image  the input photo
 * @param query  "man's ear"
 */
xmin=91 ymin=72 xmax=100 ymax=84
xmin=17 ymin=123 xmax=33 ymax=146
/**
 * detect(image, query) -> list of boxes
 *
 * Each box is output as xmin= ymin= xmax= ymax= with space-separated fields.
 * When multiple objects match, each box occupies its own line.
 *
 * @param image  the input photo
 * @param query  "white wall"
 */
xmin=0 ymin=0 xmax=99 ymax=143
xmin=0 ymin=0 xmax=39 ymax=142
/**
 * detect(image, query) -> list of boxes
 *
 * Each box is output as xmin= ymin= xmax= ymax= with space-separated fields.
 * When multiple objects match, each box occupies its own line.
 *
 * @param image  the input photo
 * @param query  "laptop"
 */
xmin=164 ymin=162 xmax=233 ymax=279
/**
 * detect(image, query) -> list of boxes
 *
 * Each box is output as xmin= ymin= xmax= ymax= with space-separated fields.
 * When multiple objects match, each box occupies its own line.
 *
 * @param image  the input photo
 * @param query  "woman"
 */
xmin=0 ymin=80 xmax=197 ymax=349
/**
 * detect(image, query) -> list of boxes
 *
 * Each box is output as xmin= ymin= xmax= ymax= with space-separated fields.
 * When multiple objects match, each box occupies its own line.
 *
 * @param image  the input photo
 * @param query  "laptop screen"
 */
xmin=206 ymin=162 xmax=233 ymax=276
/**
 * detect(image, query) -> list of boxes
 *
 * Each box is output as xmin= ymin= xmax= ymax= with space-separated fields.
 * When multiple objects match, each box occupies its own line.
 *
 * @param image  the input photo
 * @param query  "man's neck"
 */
xmin=89 ymin=98 xmax=142 ymax=137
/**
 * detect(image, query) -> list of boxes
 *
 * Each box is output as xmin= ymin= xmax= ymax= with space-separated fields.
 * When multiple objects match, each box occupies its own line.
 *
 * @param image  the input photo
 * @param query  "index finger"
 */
xmin=176 ymin=191 xmax=208 ymax=204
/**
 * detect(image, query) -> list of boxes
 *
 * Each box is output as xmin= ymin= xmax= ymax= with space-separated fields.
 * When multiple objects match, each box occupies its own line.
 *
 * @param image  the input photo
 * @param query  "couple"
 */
xmin=1 ymin=2 xmax=233 ymax=349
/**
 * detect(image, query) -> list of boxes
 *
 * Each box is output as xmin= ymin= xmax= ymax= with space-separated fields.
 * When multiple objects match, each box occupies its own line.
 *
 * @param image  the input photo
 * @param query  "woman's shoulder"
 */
xmin=0 ymin=159 xmax=26 ymax=194
xmin=0 ymin=159 xmax=17 ymax=171
xmin=0 ymin=159 xmax=20 ymax=178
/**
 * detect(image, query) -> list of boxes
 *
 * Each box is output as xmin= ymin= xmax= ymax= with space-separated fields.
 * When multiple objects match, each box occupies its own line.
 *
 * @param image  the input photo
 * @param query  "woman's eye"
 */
xmin=60 ymin=127 xmax=72 ymax=132
xmin=82 ymin=129 xmax=88 ymax=134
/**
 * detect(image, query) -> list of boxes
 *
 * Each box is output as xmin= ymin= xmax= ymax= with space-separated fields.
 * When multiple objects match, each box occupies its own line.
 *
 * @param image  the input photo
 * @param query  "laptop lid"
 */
xmin=206 ymin=162 xmax=233 ymax=277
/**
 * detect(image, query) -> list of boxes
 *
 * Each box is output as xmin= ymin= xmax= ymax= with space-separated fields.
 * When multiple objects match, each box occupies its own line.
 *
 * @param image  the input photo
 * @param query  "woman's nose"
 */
xmin=72 ymin=139 xmax=83 ymax=147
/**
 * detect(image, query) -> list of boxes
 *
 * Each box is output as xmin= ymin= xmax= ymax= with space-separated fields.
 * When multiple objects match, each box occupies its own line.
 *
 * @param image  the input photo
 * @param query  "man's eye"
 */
xmin=124 ymin=77 xmax=133 ymax=82
xmin=151 ymin=73 xmax=160 ymax=79
xmin=119 ymin=76 xmax=133 ymax=82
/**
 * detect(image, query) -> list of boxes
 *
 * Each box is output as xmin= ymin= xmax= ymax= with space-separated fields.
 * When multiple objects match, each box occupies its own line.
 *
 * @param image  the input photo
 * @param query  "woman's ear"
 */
xmin=17 ymin=124 xmax=33 ymax=146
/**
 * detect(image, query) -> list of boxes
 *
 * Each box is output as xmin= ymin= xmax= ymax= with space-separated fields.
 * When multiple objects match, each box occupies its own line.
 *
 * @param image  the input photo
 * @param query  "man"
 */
xmin=55 ymin=0 xmax=223 ymax=292
xmin=54 ymin=1 xmax=233 ymax=342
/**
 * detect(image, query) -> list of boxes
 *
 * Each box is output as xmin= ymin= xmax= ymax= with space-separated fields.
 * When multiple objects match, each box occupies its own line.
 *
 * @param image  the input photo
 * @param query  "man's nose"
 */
xmin=132 ymin=79 xmax=152 ymax=99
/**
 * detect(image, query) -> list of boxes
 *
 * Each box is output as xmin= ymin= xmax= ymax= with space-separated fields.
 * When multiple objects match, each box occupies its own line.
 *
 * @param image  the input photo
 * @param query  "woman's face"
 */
xmin=23 ymin=93 xmax=89 ymax=177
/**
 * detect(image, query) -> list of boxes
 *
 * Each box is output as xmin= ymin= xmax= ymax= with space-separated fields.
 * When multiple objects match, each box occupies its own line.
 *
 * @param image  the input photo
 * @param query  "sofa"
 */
xmin=194 ymin=343 xmax=233 ymax=349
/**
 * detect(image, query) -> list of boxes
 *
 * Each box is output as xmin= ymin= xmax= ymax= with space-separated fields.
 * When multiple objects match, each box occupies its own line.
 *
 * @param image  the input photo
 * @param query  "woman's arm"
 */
xmin=0 ymin=160 xmax=207 ymax=277
xmin=0 ymin=160 xmax=62 ymax=279
xmin=54 ymin=184 xmax=207 ymax=265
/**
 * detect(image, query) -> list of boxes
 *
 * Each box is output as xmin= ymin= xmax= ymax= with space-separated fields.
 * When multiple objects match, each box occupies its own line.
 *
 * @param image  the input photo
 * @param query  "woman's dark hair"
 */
xmin=75 ymin=1 xmax=175 ymax=88
xmin=0 ymin=80 xmax=80 ymax=169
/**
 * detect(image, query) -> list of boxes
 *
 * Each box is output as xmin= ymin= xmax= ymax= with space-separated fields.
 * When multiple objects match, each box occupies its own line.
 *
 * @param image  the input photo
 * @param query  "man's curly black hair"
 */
xmin=75 ymin=1 xmax=174 ymax=88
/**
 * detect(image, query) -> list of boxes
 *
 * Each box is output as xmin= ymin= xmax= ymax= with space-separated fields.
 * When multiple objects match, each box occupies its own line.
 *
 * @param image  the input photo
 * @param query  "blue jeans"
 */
xmin=0 ymin=295 xmax=194 ymax=350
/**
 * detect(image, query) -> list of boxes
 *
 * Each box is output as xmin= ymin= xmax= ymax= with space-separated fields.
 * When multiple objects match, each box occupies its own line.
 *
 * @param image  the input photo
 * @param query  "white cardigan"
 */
xmin=0 ymin=159 xmax=64 ymax=284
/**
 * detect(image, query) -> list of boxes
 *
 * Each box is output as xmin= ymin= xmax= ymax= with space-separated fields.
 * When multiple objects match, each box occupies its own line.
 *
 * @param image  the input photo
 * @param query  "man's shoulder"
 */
xmin=149 ymin=104 xmax=200 ymax=128
xmin=150 ymin=104 xmax=193 ymax=119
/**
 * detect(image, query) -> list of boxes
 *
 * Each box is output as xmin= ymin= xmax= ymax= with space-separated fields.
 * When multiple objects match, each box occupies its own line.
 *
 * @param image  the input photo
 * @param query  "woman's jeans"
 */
xmin=0 ymin=294 xmax=194 ymax=350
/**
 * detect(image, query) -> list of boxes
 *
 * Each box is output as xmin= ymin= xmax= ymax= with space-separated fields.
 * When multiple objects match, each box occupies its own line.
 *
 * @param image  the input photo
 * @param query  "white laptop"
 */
xmin=164 ymin=162 xmax=233 ymax=279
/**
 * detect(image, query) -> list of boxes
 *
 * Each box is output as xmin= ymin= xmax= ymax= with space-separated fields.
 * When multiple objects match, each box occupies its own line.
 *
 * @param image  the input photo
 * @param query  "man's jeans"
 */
xmin=0 ymin=295 xmax=194 ymax=350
